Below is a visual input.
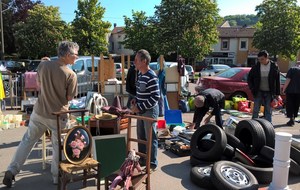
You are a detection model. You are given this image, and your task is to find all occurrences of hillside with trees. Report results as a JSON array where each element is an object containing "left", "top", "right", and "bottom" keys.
[{"left": 223, "top": 14, "right": 258, "bottom": 26}]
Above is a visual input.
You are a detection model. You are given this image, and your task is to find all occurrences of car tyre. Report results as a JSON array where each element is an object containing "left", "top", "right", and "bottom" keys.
[
  {"left": 191, "top": 124, "right": 227, "bottom": 161},
  {"left": 190, "top": 163, "right": 215, "bottom": 189},
  {"left": 234, "top": 120, "right": 266, "bottom": 155},
  {"left": 210, "top": 160, "right": 259, "bottom": 190}
]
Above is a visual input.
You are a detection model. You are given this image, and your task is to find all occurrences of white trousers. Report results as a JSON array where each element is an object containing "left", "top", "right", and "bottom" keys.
[{"left": 7, "top": 110, "right": 67, "bottom": 179}]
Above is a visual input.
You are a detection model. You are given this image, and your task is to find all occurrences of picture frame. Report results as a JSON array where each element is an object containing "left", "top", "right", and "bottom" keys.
[
  {"left": 92, "top": 134, "right": 127, "bottom": 178},
  {"left": 63, "top": 125, "right": 92, "bottom": 164}
]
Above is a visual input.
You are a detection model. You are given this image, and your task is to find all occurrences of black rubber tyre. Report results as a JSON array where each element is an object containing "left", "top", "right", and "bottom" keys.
[
  {"left": 235, "top": 155, "right": 273, "bottom": 184},
  {"left": 190, "top": 163, "right": 215, "bottom": 189},
  {"left": 191, "top": 124, "right": 227, "bottom": 161},
  {"left": 234, "top": 148, "right": 255, "bottom": 166},
  {"left": 260, "top": 145, "right": 300, "bottom": 176},
  {"left": 290, "top": 146, "right": 300, "bottom": 165},
  {"left": 260, "top": 145, "right": 274, "bottom": 161},
  {"left": 234, "top": 119, "right": 266, "bottom": 155},
  {"left": 210, "top": 160, "right": 259, "bottom": 190},
  {"left": 223, "top": 144, "right": 235, "bottom": 159},
  {"left": 231, "top": 91, "right": 248, "bottom": 99},
  {"left": 225, "top": 132, "right": 246, "bottom": 152},
  {"left": 253, "top": 118, "right": 275, "bottom": 148},
  {"left": 190, "top": 155, "right": 213, "bottom": 167},
  {"left": 290, "top": 158, "right": 300, "bottom": 176}
]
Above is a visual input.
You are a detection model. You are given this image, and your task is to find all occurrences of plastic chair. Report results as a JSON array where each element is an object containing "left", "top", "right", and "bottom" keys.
[
  {"left": 52, "top": 109, "right": 100, "bottom": 190},
  {"left": 104, "top": 114, "right": 157, "bottom": 190}
]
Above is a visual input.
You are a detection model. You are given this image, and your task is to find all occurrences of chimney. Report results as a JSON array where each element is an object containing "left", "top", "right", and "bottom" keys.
[{"left": 114, "top": 23, "right": 117, "bottom": 28}]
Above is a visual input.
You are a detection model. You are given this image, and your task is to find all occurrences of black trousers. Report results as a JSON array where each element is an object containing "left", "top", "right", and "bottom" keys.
[
  {"left": 286, "top": 93, "right": 300, "bottom": 118},
  {"left": 193, "top": 106, "right": 223, "bottom": 129}
]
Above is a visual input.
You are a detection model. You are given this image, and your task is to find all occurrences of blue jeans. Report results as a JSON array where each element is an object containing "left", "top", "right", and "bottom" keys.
[
  {"left": 137, "top": 105, "right": 159, "bottom": 168},
  {"left": 252, "top": 91, "right": 272, "bottom": 122},
  {"left": 158, "top": 92, "right": 165, "bottom": 116}
]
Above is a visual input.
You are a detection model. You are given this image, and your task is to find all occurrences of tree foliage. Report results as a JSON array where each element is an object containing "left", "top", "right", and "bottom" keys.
[
  {"left": 122, "top": 11, "right": 157, "bottom": 56},
  {"left": 223, "top": 14, "right": 258, "bottom": 26},
  {"left": 13, "top": 4, "right": 69, "bottom": 58},
  {"left": 253, "top": 0, "right": 300, "bottom": 60},
  {"left": 153, "top": 0, "right": 221, "bottom": 61},
  {"left": 2, "top": 0, "right": 41, "bottom": 55},
  {"left": 72, "top": 0, "right": 111, "bottom": 55}
]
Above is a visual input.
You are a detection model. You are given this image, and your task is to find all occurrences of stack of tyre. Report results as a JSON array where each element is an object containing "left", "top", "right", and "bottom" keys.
[{"left": 189, "top": 119, "right": 300, "bottom": 190}]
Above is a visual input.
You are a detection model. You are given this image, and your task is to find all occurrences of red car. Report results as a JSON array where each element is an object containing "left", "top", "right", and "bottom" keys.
[{"left": 200, "top": 67, "right": 286, "bottom": 101}]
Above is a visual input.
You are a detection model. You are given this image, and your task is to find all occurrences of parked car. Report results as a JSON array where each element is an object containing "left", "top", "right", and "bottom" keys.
[
  {"left": 27, "top": 60, "right": 42, "bottom": 72},
  {"left": 200, "top": 67, "right": 286, "bottom": 101},
  {"left": 114, "top": 63, "right": 128, "bottom": 79},
  {"left": 0, "top": 60, "right": 26, "bottom": 73},
  {"left": 200, "top": 64, "right": 230, "bottom": 77},
  {"left": 185, "top": 65, "right": 195, "bottom": 83}
]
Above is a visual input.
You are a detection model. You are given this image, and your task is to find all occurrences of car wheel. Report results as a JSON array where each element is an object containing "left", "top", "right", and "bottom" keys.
[
  {"left": 231, "top": 91, "right": 247, "bottom": 99},
  {"left": 190, "top": 163, "right": 215, "bottom": 189},
  {"left": 210, "top": 160, "right": 259, "bottom": 190},
  {"left": 234, "top": 156, "right": 273, "bottom": 184},
  {"left": 4, "top": 80, "right": 10, "bottom": 97}
]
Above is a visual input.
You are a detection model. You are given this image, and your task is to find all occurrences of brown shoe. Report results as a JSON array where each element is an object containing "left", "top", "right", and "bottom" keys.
[{"left": 3, "top": 170, "right": 15, "bottom": 188}]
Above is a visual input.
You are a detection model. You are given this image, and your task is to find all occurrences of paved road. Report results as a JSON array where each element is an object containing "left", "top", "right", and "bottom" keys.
[
  {"left": 1, "top": 108, "right": 300, "bottom": 189},
  {"left": 1, "top": 83, "right": 300, "bottom": 189}
]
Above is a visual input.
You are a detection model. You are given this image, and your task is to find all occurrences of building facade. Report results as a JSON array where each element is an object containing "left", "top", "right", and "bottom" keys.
[{"left": 108, "top": 24, "right": 134, "bottom": 55}]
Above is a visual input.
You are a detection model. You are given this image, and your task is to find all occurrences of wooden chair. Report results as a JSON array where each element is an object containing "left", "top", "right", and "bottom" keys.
[
  {"left": 53, "top": 109, "right": 100, "bottom": 190},
  {"left": 104, "top": 114, "right": 157, "bottom": 190}
]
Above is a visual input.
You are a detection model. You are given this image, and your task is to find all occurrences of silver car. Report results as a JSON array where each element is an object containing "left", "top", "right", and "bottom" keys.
[{"left": 200, "top": 64, "right": 230, "bottom": 77}]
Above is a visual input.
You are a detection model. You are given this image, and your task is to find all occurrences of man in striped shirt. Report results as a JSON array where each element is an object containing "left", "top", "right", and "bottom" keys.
[{"left": 131, "top": 49, "right": 160, "bottom": 171}]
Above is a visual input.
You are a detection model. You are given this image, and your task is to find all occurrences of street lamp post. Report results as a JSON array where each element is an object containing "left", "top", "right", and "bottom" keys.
[{"left": 0, "top": 0, "right": 4, "bottom": 59}]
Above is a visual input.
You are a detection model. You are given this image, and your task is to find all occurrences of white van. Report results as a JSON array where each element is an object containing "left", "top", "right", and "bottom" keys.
[{"left": 149, "top": 62, "right": 189, "bottom": 93}]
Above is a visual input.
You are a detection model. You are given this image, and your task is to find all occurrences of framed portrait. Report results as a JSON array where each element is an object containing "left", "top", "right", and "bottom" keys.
[{"left": 63, "top": 126, "right": 92, "bottom": 164}]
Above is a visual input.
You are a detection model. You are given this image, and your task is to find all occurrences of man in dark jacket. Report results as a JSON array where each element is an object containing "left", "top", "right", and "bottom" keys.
[
  {"left": 125, "top": 62, "right": 137, "bottom": 108},
  {"left": 282, "top": 61, "right": 300, "bottom": 126},
  {"left": 191, "top": 88, "right": 225, "bottom": 129},
  {"left": 247, "top": 50, "right": 280, "bottom": 123}
]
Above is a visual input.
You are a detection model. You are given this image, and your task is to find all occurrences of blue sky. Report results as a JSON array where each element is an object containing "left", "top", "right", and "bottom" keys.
[{"left": 41, "top": 0, "right": 269, "bottom": 27}]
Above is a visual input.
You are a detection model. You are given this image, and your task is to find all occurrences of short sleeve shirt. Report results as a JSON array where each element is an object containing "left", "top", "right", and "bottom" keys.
[
  {"left": 286, "top": 66, "right": 300, "bottom": 94},
  {"left": 34, "top": 60, "right": 78, "bottom": 119}
]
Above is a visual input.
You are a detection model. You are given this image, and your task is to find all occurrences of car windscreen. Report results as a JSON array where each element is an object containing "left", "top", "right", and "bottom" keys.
[
  {"left": 216, "top": 68, "right": 242, "bottom": 78},
  {"left": 87, "top": 59, "right": 99, "bottom": 72},
  {"left": 185, "top": 66, "right": 192, "bottom": 71},
  {"left": 214, "top": 65, "right": 230, "bottom": 70}
]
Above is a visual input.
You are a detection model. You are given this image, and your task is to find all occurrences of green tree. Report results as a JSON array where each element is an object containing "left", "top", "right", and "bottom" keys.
[
  {"left": 153, "top": 0, "right": 221, "bottom": 61},
  {"left": 224, "top": 14, "right": 258, "bottom": 26},
  {"left": 253, "top": 0, "right": 300, "bottom": 60},
  {"left": 71, "top": 0, "right": 111, "bottom": 55},
  {"left": 13, "top": 4, "right": 69, "bottom": 58},
  {"left": 2, "top": 0, "right": 41, "bottom": 55},
  {"left": 122, "top": 11, "right": 157, "bottom": 56}
]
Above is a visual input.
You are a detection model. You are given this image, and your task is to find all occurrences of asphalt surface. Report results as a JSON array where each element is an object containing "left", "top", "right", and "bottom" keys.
[
  {"left": 1, "top": 108, "right": 300, "bottom": 190},
  {"left": 1, "top": 83, "right": 300, "bottom": 189}
]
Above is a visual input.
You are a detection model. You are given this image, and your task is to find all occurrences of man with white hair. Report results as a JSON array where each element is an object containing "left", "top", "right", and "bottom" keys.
[{"left": 191, "top": 88, "right": 225, "bottom": 129}]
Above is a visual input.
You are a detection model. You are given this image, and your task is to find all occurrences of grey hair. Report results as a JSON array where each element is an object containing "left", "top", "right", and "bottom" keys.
[
  {"left": 57, "top": 41, "right": 79, "bottom": 58},
  {"left": 137, "top": 49, "right": 151, "bottom": 65}
]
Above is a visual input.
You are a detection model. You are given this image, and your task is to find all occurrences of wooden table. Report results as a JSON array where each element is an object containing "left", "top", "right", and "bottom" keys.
[{"left": 88, "top": 116, "right": 129, "bottom": 136}]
